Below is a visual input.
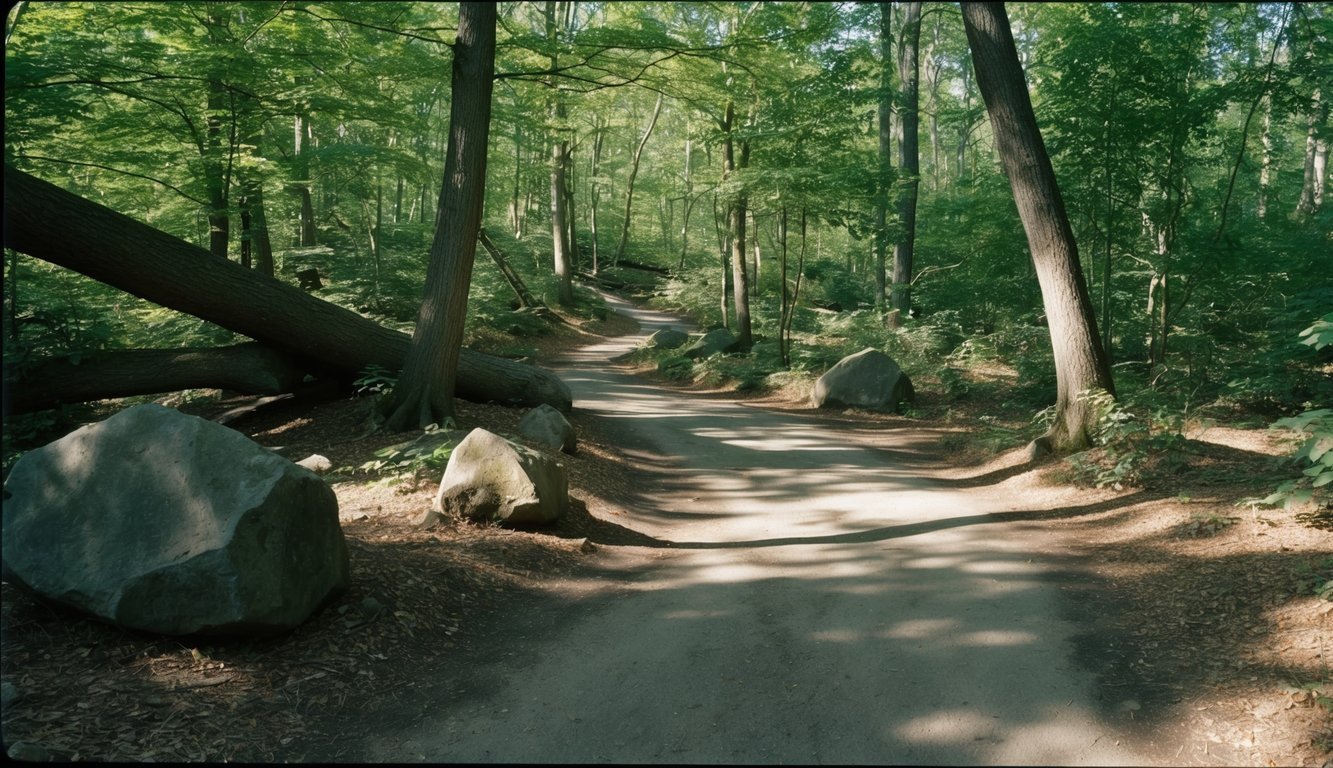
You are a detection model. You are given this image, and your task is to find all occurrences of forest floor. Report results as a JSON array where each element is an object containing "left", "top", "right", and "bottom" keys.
[{"left": 1, "top": 294, "right": 1330, "bottom": 765}]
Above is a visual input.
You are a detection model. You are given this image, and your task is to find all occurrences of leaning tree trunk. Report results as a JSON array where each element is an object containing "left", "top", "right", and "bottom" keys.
[
  {"left": 7, "top": 343, "right": 308, "bottom": 414},
  {"left": 384, "top": 1, "right": 497, "bottom": 430},
  {"left": 961, "top": 1, "right": 1114, "bottom": 457},
  {"left": 3, "top": 166, "right": 571, "bottom": 413}
]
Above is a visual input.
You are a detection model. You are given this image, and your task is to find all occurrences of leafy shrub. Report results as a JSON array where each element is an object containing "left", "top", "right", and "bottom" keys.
[
  {"left": 1066, "top": 389, "right": 1187, "bottom": 490},
  {"left": 356, "top": 422, "right": 458, "bottom": 484},
  {"left": 1240, "top": 318, "right": 1333, "bottom": 513},
  {"left": 657, "top": 355, "right": 694, "bottom": 381}
]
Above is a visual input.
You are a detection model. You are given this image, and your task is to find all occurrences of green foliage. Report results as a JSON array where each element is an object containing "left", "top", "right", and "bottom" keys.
[
  {"left": 356, "top": 422, "right": 458, "bottom": 483},
  {"left": 1240, "top": 408, "right": 1333, "bottom": 512},
  {"left": 1066, "top": 389, "right": 1187, "bottom": 490},
  {"left": 1300, "top": 313, "right": 1333, "bottom": 352},
  {"left": 656, "top": 354, "right": 694, "bottom": 381},
  {"left": 353, "top": 364, "right": 397, "bottom": 397}
]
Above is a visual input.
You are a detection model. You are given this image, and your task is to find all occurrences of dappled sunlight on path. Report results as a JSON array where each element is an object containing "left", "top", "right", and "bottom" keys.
[{"left": 370, "top": 293, "right": 1160, "bottom": 765}]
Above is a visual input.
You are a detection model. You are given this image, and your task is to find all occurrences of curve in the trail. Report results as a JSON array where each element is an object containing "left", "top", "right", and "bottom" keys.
[{"left": 370, "top": 294, "right": 1156, "bottom": 765}]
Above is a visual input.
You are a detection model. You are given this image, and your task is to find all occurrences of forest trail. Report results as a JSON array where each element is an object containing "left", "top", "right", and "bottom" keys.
[{"left": 368, "top": 295, "right": 1158, "bottom": 765}]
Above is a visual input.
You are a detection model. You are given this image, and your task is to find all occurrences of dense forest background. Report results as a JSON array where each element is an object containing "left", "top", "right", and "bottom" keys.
[{"left": 3, "top": 2, "right": 1330, "bottom": 488}]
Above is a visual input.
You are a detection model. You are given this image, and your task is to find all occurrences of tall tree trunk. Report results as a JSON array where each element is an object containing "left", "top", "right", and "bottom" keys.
[
  {"left": 926, "top": 12, "right": 943, "bottom": 190},
  {"left": 588, "top": 118, "right": 605, "bottom": 273},
  {"left": 293, "top": 113, "right": 317, "bottom": 246},
  {"left": 874, "top": 1, "right": 893, "bottom": 311},
  {"left": 546, "top": 1, "right": 575, "bottom": 306},
  {"left": 679, "top": 123, "right": 694, "bottom": 269},
  {"left": 4, "top": 166, "right": 571, "bottom": 414},
  {"left": 722, "top": 100, "right": 751, "bottom": 350},
  {"left": 240, "top": 178, "right": 274, "bottom": 277},
  {"left": 205, "top": 77, "right": 231, "bottom": 259},
  {"left": 1298, "top": 88, "right": 1326, "bottom": 216},
  {"left": 961, "top": 1, "right": 1115, "bottom": 457},
  {"left": 613, "top": 92, "right": 664, "bottom": 267},
  {"left": 890, "top": 1, "right": 922, "bottom": 327},
  {"left": 510, "top": 123, "right": 523, "bottom": 235},
  {"left": 564, "top": 140, "right": 580, "bottom": 273},
  {"left": 750, "top": 210, "right": 761, "bottom": 296},
  {"left": 1258, "top": 94, "right": 1273, "bottom": 219},
  {"left": 385, "top": 2, "right": 497, "bottom": 430}
]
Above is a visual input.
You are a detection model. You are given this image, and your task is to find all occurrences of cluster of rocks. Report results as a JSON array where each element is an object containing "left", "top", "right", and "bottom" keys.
[
  {"left": 644, "top": 328, "right": 912, "bottom": 414},
  {"left": 646, "top": 326, "right": 739, "bottom": 360},
  {"left": 1, "top": 337, "right": 911, "bottom": 647},
  {"left": 1, "top": 399, "right": 584, "bottom": 642}
]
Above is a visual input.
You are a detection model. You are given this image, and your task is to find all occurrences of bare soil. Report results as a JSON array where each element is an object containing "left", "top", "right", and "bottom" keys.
[{"left": 2, "top": 303, "right": 1329, "bottom": 765}]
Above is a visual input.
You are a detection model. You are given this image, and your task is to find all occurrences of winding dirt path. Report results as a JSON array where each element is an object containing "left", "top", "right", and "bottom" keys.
[{"left": 368, "top": 295, "right": 1161, "bottom": 764}]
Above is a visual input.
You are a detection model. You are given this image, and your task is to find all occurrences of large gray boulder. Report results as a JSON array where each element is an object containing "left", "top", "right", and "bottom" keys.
[
  {"left": 647, "top": 327, "right": 689, "bottom": 350},
  {"left": 1, "top": 404, "right": 349, "bottom": 637},
  {"left": 812, "top": 347, "right": 915, "bottom": 412},
  {"left": 434, "top": 428, "right": 569, "bottom": 526},
  {"left": 518, "top": 403, "right": 577, "bottom": 454},
  {"left": 682, "top": 328, "right": 738, "bottom": 360}
]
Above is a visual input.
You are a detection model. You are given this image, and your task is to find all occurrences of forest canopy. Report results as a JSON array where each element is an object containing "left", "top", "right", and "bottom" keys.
[{"left": 3, "top": 1, "right": 1330, "bottom": 453}]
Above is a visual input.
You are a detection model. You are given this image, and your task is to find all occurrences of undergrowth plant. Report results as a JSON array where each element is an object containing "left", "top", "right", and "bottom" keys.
[
  {"left": 1240, "top": 315, "right": 1333, "bottom": 514},
  {"left": 1066, "top": 388, "right": 1187, "bottom": 490},
  {"left": 355, "top": 422, "right": 458, "bottom": 485}
]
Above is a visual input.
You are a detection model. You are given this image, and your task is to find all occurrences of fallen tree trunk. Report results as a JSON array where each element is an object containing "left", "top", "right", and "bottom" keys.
[
  {"left": 478, "top": 229, "right": 541, "bottom": 309},
  {"left": 615, "top": 259, "right": 671, "bottom": 276},
  {"left": 3, "top": 167, "right": 572, "bottom": 413},
  {"left": 5, "top": 343, "right": 313, "bottom": 414}
]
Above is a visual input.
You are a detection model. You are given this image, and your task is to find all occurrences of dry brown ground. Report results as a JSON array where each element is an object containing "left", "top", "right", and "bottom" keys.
[{"left": 2, "top": 305, "right": 1329, "bottom": 765}]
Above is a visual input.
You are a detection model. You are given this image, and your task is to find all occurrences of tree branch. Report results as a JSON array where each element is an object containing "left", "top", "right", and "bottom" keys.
[{"left": 16, "top": 156, "right": 209, "bottom": 205}]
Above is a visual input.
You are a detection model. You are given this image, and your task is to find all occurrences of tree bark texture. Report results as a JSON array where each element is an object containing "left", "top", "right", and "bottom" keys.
[
  {"left": 723, "top": 100, "right": 752, "bottom": 350},
  {"left": 891, "top": 1, "right": 922, "bottom": 326},
  {"left": 960, "top": 1, "right": 1114, "bottom": 455},
  {"left": 3, "top": 166, "right": 572, "bottom": 413},
  {"left": 385, "top": 1, "right": 498, "bottom": 430},
  {"left": 875, "top": 1, "right": 892, "bottom": 311},
  {"left": 546, "top": 1, "right": 576, "bottom": 306},
  {"left": 7, "top": 343, "right": 307, "bottom": 414}
]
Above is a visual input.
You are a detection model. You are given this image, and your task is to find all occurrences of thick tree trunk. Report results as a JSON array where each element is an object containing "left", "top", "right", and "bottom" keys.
[
  {"left": 1298, "top": 88, "right": 1326, "bottom": 216},
  {"left": 890, "top": 1, "right": 922, "bottom": 327},
  {"left": 613, "top": 92, "right": 664, "bottom": 267},
  {"left": 722, "top": 100, "right": 752, "bottom": 350},
  {"left": 875, "top": 2, "right": 892, "bottom": 311},
  {"left": 3, "top": 166, "right": 572, "bottom": 413},
  {"left": 385, "top": 2, "right": 498, "bottom": 430},
  {"left": 293, "top": 113, "right": 317, "bottom": 247},
  {"left": 240, "top": 178, "right": 275, "bottom": 277},
  {"left": 7, "top": 343, "right": 308, "bottom": 414},
  {"left": 205, "top": 76, "right": 231, "bottom": 260},
  {"left": 961, "top": 1, "right": 1114, "bottom": 457},
  {"left": 546, "top": 1, "right": 575, "bottom": 306}
]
